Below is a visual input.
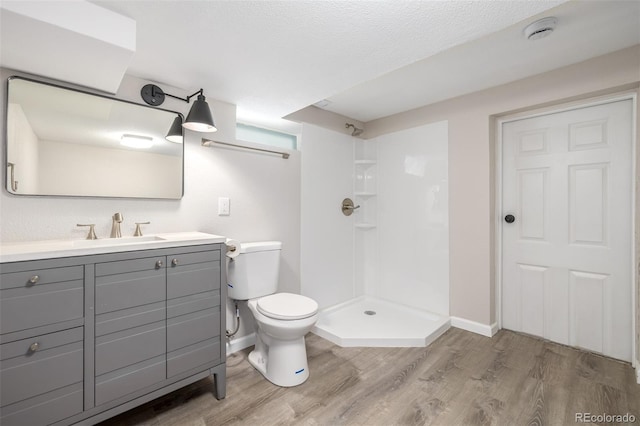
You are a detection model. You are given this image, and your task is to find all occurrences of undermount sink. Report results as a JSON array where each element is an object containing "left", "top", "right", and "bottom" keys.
[{"left": 71, "top": 235, "right": 166, "bottom": 247}]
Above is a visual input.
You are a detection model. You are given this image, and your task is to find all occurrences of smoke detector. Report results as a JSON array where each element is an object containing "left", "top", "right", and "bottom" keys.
[{"left": 523, "top": 17, "right": 557, "bottom": 40}]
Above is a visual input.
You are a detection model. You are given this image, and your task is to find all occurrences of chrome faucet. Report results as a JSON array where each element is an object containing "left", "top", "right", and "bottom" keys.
[{"left": 110, "top": 213, "right": 124, "bottom": 238}]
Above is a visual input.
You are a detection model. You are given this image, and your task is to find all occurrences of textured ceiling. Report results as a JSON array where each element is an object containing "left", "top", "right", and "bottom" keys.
[
  {"left": 4, "top": 1, "right": 637, "bottom": 132},
  {"left": 322, "top": 0, "right": 640, "bottom": 122},
  {"left": 90, "top": 0, "right": 567, "bottom": 131}
]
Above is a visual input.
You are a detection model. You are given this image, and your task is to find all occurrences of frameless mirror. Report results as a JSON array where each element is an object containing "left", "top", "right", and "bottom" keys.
[{"left": 5, "top": 76, "right": 184, "bottom": 199}]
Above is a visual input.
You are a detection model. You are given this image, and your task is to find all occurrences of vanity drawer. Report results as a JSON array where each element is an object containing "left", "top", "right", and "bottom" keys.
[
  {"left": 0, "top": 383, "right": 83, "bottom": 426},
  {"left": 167, "top": 308, "right": 220, "bottom": 352},
  {"left": 95, "top": 320, "right": 166, "bottom": 376},
  {"left": 167, "top": 337, "right": 221, "bottom": 378},
  {"left": 0, "top": 327, "right": 83, "bottom": 407},
  {"left": 0, "top": 265, "right": 83, "bottom": 290},
  {"left": 0, "top": 266, "right": 84, "bottom": 334},
  {"left": 167, "top": 260, "right": 220, "bottom": 300}
]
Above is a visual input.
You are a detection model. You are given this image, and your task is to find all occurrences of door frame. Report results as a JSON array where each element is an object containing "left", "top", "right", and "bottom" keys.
[{"left": 495, "top": 93, "right": 637, "bottom": 367}]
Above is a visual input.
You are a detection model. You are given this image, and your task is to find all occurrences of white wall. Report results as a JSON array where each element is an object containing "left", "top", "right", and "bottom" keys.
[
  {"left": 374, "top": 121, "right": 449, "bottom": 315},
  {"left": 0, "top": 68, "right": 301, "bottom": 344},
  {"left": 37, "top": 139, "right": 182, "bottom": 197},
  {"left": 300, "top": 124, "right": 355, "bottom": 308}
]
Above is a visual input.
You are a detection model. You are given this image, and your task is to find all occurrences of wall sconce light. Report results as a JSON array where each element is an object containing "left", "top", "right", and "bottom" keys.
[
  {"left": 165, "top": 115, "right": 184, "bottom": 143},
  {"left": 141, "top": 84, "right": 217, "bottom": 133}
]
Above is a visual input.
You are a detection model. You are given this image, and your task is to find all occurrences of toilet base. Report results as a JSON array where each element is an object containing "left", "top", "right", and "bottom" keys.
[{"left": 248, "top": 334, "right": 310, "bottom": 387}]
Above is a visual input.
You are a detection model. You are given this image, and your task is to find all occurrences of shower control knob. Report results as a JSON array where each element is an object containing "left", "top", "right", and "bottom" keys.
[{"left": 504, "top": 214, "right": 515, "bottom": 223}]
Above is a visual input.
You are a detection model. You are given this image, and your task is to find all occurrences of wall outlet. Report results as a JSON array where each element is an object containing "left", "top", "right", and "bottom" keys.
[{"left": 218, "top": 197, "right": 230, "bottom": 216}]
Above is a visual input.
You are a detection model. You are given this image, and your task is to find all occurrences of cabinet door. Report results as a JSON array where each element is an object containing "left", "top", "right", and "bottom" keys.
[
  {"left": 167, "top": 248, "right": 222, "bottom": 376},
  {"left": 94, "top": 255, "right": 167, "bottom": 406},
  {"left": 95, "top": 355, "right": 166, "bottom": 407},
  {"left": 167, "top": 308, "right": 220, "bottom": 352},
  {"left": 95, "top": 321, "right": 166, "bottom": 376},
  {"left": 95, "top": 256, "right": 165, "bottom": 314},
  {"left": 167, "top": 250, "right": 220, "bottom": 299}
]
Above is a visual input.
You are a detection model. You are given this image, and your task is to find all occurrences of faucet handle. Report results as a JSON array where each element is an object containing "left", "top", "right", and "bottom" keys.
[
  {"left": 77, "top": 224, "right": 98, "bottom": 240},
  {"left": 134, "top": 222, "right": 150, "bottom": 237}
]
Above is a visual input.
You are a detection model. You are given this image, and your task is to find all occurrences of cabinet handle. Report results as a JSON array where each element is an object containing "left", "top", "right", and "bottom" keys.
[
  {"left": 29, "top": 342, "right": 40, "bottom": 352},
  {"left": 171, "top": 258, "right": 179, "bottom": 266},
  {"left": 155, "top": 260, "right": 164, "bottom": 269},
  {"left": 28, "top": 275, "right": 40, "bottom": 285}
]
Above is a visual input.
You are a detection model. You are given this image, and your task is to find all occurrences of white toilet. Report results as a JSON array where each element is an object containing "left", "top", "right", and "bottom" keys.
[{"left": 227, "top": 241, "right": 318, "bottom": 387}]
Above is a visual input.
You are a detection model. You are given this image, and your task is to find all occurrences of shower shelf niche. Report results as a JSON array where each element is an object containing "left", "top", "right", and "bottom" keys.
[{"left": 354, "top": 142, "right": 377, "bottom": 229}]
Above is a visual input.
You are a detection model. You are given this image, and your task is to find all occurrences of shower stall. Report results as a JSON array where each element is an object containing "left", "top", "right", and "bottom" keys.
[{"left": 301, "top": 121, "right": 450, "bottom": 347}]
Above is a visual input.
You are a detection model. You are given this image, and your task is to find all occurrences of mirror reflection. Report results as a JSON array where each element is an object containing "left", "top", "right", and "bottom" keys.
[{"left": 6, "top": 77, "right": 184, "bottom": 199}]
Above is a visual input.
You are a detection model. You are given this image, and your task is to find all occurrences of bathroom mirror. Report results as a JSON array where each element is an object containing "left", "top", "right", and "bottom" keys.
[{"left": 5, "top": 76, "right": 184, "bottom": 199}]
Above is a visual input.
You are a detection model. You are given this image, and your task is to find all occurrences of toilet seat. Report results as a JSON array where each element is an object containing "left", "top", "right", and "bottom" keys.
[{"left": 257, "top": 293, "right": 318, "bottom": 320}]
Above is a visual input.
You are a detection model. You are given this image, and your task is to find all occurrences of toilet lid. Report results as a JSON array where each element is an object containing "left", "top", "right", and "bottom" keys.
[{"left": 257, "top": 293, "right": 318, "bottom": 320}]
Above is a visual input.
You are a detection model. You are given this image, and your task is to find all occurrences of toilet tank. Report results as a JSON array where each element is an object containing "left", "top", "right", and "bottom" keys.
[{"left": 227, "top": 241, "right": 282, "bottom": 300}]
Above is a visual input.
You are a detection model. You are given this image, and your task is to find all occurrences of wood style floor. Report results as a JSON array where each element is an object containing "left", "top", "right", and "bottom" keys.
[{"left": 100, "top": 328, "right": 640, "bottom": 426}]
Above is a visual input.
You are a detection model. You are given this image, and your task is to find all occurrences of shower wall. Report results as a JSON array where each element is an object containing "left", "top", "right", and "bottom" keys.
[
  {"left": 300, "top": 124, "right": 355, "bottom": 308},
  {"left": 301, "top": 121, "right": 449, "bottom": 316},
  {"left": 373, "top": 121, "right": 449, "bottom": 315}
]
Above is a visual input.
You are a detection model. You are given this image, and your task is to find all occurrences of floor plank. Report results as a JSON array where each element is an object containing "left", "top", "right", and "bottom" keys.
[{"left": 99, "top": 329, "right": 640, "bottom": 426}]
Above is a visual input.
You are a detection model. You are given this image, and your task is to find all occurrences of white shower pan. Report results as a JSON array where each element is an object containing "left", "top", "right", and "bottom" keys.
[{"left": 312, "top": 296, "right": 450, "bottom": 347}]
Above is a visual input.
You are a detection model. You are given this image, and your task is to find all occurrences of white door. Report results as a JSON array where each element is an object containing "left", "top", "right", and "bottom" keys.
[{"left": 501, "top": 99, "right": 633, "bottom": 362}]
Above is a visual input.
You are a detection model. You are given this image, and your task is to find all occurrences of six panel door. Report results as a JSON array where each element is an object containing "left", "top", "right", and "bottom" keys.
[{"left": 501, "top": 99, "right": 633, "bottom": 361}]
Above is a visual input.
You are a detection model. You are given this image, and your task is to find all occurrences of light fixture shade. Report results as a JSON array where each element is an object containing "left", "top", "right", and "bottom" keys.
[
  {"left": 183, "top": 94, "right": 217, "bottom": 132},
  {"left": 165, "top": 115, "right": 183, "bottom": 143}
]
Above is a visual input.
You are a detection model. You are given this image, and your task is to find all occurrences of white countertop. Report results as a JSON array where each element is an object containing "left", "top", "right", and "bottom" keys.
[{"left": 0, "top": 232, "right": 227, "bottom": 263}]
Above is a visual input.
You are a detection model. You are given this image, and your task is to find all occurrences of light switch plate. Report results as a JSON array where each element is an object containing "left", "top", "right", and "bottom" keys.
[{"left": 218, "top": 197, "right": 230, "bottom": 216}]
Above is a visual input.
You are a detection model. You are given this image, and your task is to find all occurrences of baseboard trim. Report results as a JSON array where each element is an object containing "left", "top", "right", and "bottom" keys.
[
  {"left": 226, "top": 333, "right": 255, "bottom": 355},
  {"left": 450, "top": 316, "right": 498, "bottom": 337}
]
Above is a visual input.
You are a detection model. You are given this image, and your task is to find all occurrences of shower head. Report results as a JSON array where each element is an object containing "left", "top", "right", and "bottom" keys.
[{"left": 345, "top": 123, "right": 363, "bottom": 137}]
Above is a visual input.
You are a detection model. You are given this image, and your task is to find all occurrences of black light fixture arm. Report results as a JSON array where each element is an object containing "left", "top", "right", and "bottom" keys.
[
  {"left": 140, "top": 84, "right": 204, "bottom": 106},
  {"left": 164, "top": 88, "right": 204, "bottom": 104}
]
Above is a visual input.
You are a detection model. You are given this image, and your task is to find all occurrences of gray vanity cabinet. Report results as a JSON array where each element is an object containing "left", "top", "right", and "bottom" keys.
[{"left": 0, "top": 243, "right": 226, "bottom": 426}]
